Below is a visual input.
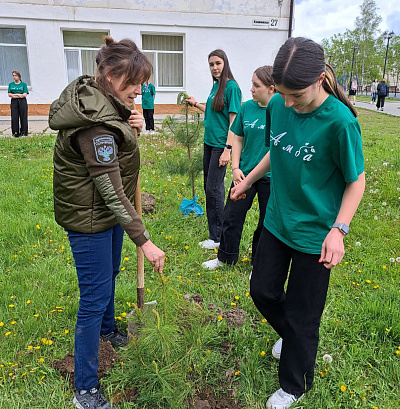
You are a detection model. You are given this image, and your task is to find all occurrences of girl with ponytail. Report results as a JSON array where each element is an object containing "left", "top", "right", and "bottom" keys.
[{"left": 231, "top": 37, "right": 365, "bottom": 409}]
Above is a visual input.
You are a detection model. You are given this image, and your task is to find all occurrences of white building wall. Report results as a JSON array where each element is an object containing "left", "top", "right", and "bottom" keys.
[{"left": 0, "top": 0, "right": 292, "bottom": 105}]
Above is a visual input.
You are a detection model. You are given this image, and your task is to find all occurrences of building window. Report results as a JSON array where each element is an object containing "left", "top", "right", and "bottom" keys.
[
  {"left": 0, "top": 27, "right": 31, "bottom": 86},
  {"left": 142, "top": 34, "right": 184, "bottom": 88},
  {"left": 63, "top": 31, "right": 108, "bottom": 83}
]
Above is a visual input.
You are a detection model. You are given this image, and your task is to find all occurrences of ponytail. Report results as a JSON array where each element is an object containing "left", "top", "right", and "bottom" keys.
[{"left": 323, "top": 64, "right": 357, "bottom": 118}]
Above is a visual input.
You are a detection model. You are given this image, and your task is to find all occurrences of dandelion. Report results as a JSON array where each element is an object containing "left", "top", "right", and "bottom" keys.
[
  {"left": 217, "top": 316, "right": 223, "bottom": 321},
  {"left": 39, "top": 358, "right": 44, "bottom": 364},
  {"left": 9, "top": 304, "right": 15, "bottom": 308},
  {"left": 261, "top": 351, "right": 266, "bottom": 357},
  {"left": 234, "top": 295, "right": 239, "bottom": 300},
  {"left": 383, "top": 265, "right": 387, "bottom": 270},
  {"left": 262, "top": 318, "right": 267, "bottom": 323},
  {"left": 340, "top": 384, "right": 347, "bottom": 392},
  {"left": 245, "top": 292, "right": 250, "bottom": 297},
  {"left": 355, "top": 242, "right": 361, "bottom": 246},
  {"left": 323, "top": 354, "right": 333, "bottom": 363},
  {"left": 11, "top": 321, "right": 16, "bottom": 325},
  {"left": 366, "top": 280, "right": 371, "bottom": 284},
  {"left": 395, "top": 350, "right": 400, "bottom": 356},
  {"left": 0, "top": 322, "right": 4, "bottom": 327},
  {"left": 33, "top": 314, "right": 40, "bottom": 318},
  {"left": 234, "top": 371, "right": 240, "bottom": 376},
  {"left": 36, "top": 224, "right": 40, "bottom": 229},
  {"left": 123, "top": 257, "right": 129, "bottom": 262},
  {"left": 396, "top": 257, "right": 400, "bottom": 263},
  {"left": 5, "top": 332, "right": 12, "bottom": 336},
  {"left": 184, "top": 245, "right": 189, "bottom": 250},
  {"left": 26, "top": 300, "right": 31, "bottom": 304},
  {"left": 231, "top": 302, "right": 236, "bottom": 306}
]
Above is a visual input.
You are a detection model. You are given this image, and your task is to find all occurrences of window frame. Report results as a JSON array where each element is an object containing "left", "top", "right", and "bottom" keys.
[
  {"left": 0, "top": 26, "right": 31, "bottom": 88},
  {"left": 62, "top": 30, "right": 108, "bottom": 84},
  {"left": 141, "top": 32, "right": 185, "bottom": 91}
]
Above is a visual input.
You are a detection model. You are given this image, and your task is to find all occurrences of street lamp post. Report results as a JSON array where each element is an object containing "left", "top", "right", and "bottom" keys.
[
  {"left": 349, "top": 45, "right": 358, "bottom": 89},
  {"left": 382, "top": 30, "right": 395, "bottom": 80}
]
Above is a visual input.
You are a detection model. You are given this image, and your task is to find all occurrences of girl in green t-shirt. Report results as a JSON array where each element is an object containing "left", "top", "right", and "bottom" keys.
[
  {"left": 8, "top": 70, "right": 29, "bottom": 137},
  {"left": 201, "top": 65, "right": 275, "bottom": 270},
  {"left": 231, "top": 38, "right": 365, "bottom": 409},
  {"left": 186, "top": 49, "right": 242, "bottom": 250}
]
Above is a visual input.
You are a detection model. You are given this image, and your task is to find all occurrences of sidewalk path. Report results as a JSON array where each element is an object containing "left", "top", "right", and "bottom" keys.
[
  {"left": 0, "top": 114, "right": 172, "bottom": 138},
  {"left": 355, "top": 100, "right": 400, "bottom": 116},
  {"left": 1, "top": 103, "right": 399, "bottom": 138}
]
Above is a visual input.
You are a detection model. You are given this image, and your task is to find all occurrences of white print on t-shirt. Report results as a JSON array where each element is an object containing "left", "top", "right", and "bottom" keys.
[
  {"left": 243, "top": 119, "right": 265, "bottom": 130},
  {"left": 271, "top": 130, "right": 316, "bottom": 162},
  {"left": 270, "top": 130, "right": 287, "bottom": 146}
]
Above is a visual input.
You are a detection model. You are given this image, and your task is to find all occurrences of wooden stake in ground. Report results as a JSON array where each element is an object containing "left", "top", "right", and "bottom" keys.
[{"left": 132, "top": 108, "right": 145, "bottom": 310}]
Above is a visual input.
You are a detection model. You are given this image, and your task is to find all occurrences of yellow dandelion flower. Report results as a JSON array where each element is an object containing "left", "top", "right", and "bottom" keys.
[
  {"left": 33, "top": 314, "right": 39, "bottom": 318},
  {"left": 245, "top": 292, "right": 250, "bottom": 297},
  {"left": 383, "top": 265, "right": 387, "bottom": 269},
  {"left": 121, "top": 312, "right": 127, "bottom": 317},
  {"left": 0, "top": 322, "right": 4, "bottom": 327},
  {"left": 9, "top": 304, "right": 14, "bottom": 308},
  {"left": 146, "top": 288, "right": 151, "bottom": 293},
  {"left": 121, "top": 267, "right": 126, "bottom": 271},
  {"left": 261, "top": 351, "right": 266, "bottom": 357},
  {"left": 235, "top": 296, "right": 239, "bottom": 300},
  {"left": 320, "top": 371, "right": 324, "bottom": 377},
  {"left": 217, "top": 316, "right": 223, "bottom": 321},
  {"left": 184, "top": 245, "right": 189, "bottom": 250},
  {"left": 234, "top": 371, "right": 240, "bottom": 376},
  {"left": 5, "top": 332, "right": 12, "bottom": 336},
  {"left": 366, "top": 279, "right": 371, "bottom": 284},
  {"left": 27, "top": 345, "right": 33, "bottom": 350},
  {"left": 262, "top": 318, "right": 267, "bottom": 323},
  {"left": 241, "top": 257, "right": 249, "bottom": 262},
  {"left": 34, "top": 346, "right": 40, "bottom": 350},
  {"left": 231, "top": 302, "right": 236, "bottom": 306},
  {"left": 39, "top": 358, "right": 44, "bottom": 364},
  {"left": 36, "top": 224, "right": 40, "bottom": 229},
  {"left": 26, "top": 300, "right": 31, "bottom": 304},
  {"left": 340, "top": 384, "right": 346, "bottom": 392},
  {"left": 395, "top": 350, "right": 400, "bottom": 356},
  {"left": 11, "top": 321, "right": 16, "bottom": 325},
  {"left": 123, "top": 257, "right": 129, "bottom": 261}
]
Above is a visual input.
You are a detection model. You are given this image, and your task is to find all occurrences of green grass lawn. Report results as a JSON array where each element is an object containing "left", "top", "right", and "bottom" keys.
[{"left": 0, "top": 107, "right": 399, "bottom": 409}]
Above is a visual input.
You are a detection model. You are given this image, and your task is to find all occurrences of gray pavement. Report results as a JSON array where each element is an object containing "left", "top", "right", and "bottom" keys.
[{"left": 0, "top": 102, "right": 399, "bottom": 138}]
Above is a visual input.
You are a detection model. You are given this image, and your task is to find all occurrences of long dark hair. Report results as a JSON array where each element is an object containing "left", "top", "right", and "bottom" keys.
[
  {"left": 272, "top": 37, "right": 357, "bottom": 117},
  {"left": 95, "top": 36, "right": 152, "bottom": 97},
  {"left": 208, "top": 49, "right": 237, "bottom": 112}
]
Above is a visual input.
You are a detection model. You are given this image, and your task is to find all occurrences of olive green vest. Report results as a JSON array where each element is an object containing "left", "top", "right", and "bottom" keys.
[{"left": 50, "top": 76, "right": 140, "bottom": 233}]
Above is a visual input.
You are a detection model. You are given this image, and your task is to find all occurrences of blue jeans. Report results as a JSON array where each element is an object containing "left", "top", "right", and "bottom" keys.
[
  {"left": 218, "top": 178, "right": 270, "bottom": 264},
  {"left": 371, "top": 92, "right": 377, "bottom": 102},
  {"left": 203, "top": 143, "right": 227, "bottom": 242},
  {"left": 67, "top": 224, "right": 124, "bottom": 390},
  {"left": 250, "top": 228, "right": 330, "bottom": 396}
]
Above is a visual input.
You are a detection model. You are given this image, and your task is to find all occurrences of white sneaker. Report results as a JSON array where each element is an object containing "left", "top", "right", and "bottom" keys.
[
  {"left": 272, "top": 338, "right": 283, "bottom": 360},
  {"left": 199, "top": 239, "right": 220, "bottom": 249},
  {"left": 266, "top": 388, "right": 304, "bottom": 409},
  {"left": 150, "top": 130, "right": 155, "bottom": 135},
  {"left": 202, "top": 258, "right": 225, "bottom": 270}
]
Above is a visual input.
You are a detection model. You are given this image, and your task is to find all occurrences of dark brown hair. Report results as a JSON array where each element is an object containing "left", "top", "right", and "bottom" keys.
[
  {"left": 254, "top": 65, "right": 275, "bottom": 89},
  {"left": 208, "top": 49, "right": 237, "bottom": 112},
  {"left": 272, "top": 37, "right": 357, "bottom": 117},
  {"left": 12, "top": 70, "right": 22, "bottom": 81},
  {"left": 95, "top": 36, "right": 152, "bottom": 96}
]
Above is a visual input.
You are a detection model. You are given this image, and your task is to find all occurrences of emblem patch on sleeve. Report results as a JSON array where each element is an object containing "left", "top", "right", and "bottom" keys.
[{"left": 93, "top": 135, "right": 116, "bottom": 164}]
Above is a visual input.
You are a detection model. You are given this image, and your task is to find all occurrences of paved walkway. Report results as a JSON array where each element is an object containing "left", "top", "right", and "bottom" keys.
[{"left": 1, "top": 102, "right": 399, "bottom": 138}]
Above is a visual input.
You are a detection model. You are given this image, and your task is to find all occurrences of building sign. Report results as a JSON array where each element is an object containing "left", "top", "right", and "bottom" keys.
[{"left": 252, "top": 18, "right": 279, "bottom": 28}]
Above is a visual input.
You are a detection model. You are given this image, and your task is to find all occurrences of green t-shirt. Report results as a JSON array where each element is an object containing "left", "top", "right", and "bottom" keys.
[
  {"left": 204, "top": 79, "right": 242, "bottom": 148},
  {"left": 141, "top": 83, "right": 155, "bottom": 109},
  {"left": 8, "top": 81, "right": 29, "bottom": 95},
  {"left": 264, "top": 94, "right": 364, "bottom": 254},
  {"left": 230, "top": 99, "right": 270, "bottom": 178}
]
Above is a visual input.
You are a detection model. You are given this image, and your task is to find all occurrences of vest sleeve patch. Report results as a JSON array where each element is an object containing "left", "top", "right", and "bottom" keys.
[{"left": 93, "top": 134, "right": 116, "bottom": 164}]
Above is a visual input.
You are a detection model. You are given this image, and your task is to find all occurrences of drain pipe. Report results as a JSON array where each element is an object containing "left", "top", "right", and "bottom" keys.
[{"left": 288, "top": 0, "right": 295, "bottom": 38}]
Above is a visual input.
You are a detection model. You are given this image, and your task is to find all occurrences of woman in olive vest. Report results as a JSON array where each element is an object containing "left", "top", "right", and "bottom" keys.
[{"left": 49, "top": 37, "right": 164, "bottom": 409}]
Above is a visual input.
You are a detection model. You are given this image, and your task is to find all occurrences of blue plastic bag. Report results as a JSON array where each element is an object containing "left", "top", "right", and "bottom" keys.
[{"left": 178, "top": 196, "right": 204, "bottom": 217}]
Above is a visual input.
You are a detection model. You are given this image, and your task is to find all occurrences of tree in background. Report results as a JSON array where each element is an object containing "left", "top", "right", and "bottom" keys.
[{"left": 322, "top": 0, "right": 399, "bottom": 89}]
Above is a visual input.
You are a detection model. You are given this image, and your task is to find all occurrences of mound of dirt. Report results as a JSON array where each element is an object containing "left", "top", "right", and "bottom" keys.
[{"left": 52, "top": 340, "right": 119, "bottom": 389}]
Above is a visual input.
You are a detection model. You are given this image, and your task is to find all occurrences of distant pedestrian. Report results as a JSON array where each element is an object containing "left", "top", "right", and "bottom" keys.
[
  {"left": 376, "top": 78, "right": 388, "bottom": 111},
  {"left": 8, "top": 70, "right": 29, "bottom": 137},
  {"left": 142, "top": 80, "right": 156, "bottom": 134},
  {"left": 370, "top": 78, "right": 378, "bottom": 104},
  {"left": 348, "top": 76, "right": 357, "bottom": 105}
]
